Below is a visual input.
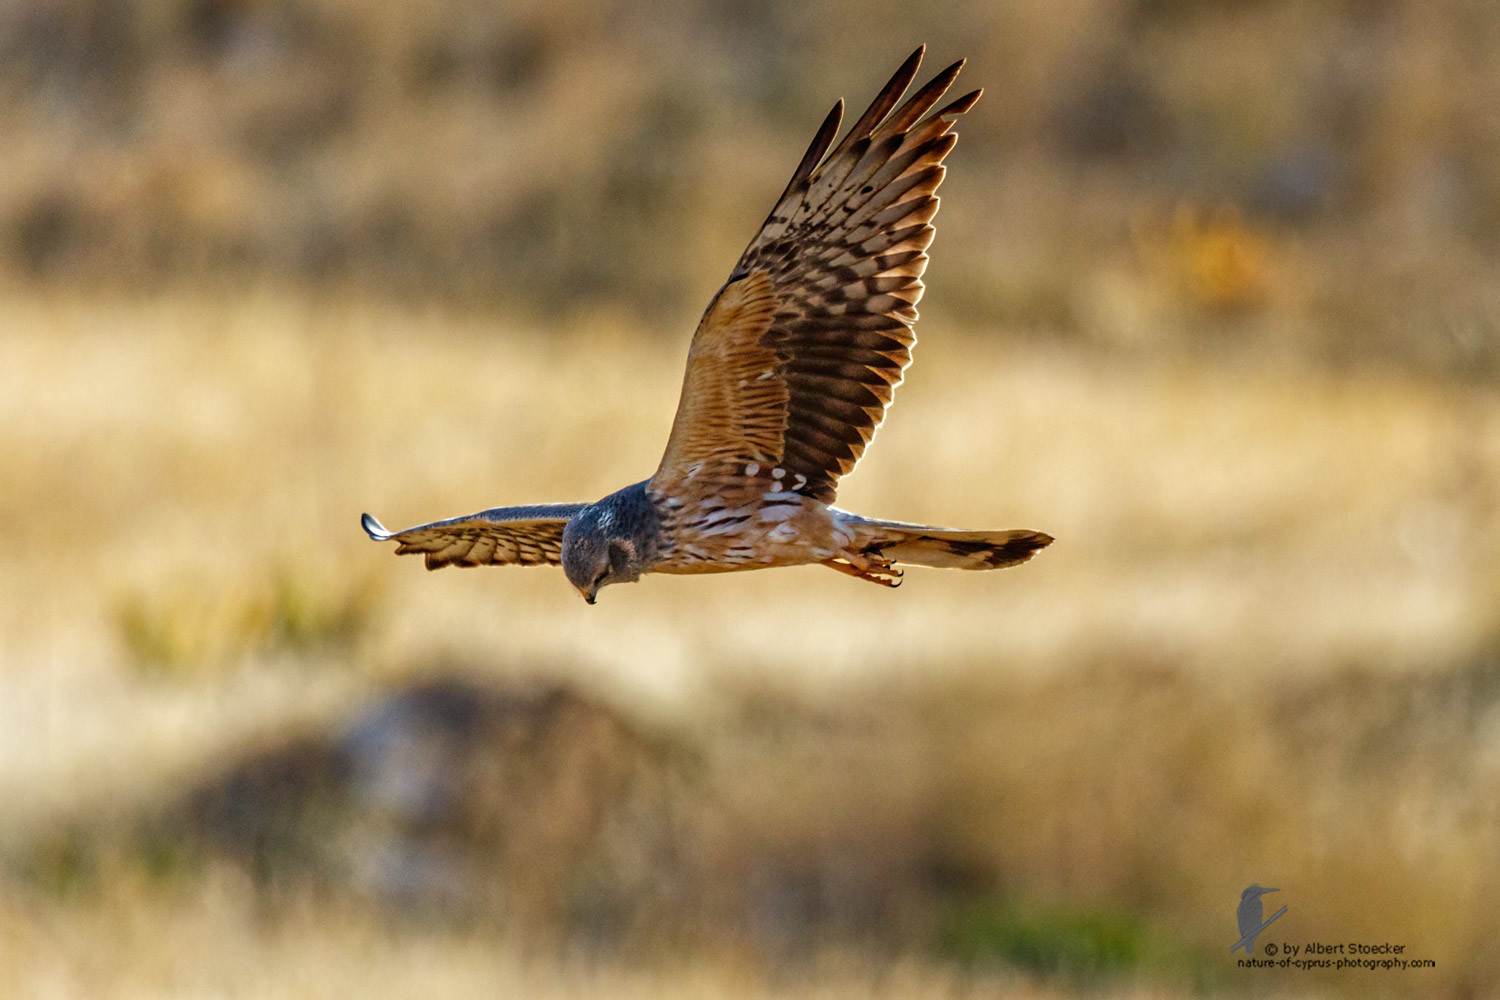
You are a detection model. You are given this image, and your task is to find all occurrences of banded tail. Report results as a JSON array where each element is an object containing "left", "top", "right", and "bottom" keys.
[{"left": 846, "top": 514, "right": 1053, "bottom": 573}]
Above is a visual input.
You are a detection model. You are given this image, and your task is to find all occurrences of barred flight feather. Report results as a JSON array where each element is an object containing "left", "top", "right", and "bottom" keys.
[
  {"left": 360, "top": 505, "right": 586, "bottom": 570},
  {"left": 652, "top": 45, "right": 979, "bottom": 508}
]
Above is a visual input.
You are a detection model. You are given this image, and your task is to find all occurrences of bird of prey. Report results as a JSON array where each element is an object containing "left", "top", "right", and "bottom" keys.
[{"left": 362, "top": 46, "right": 1052, "bottom": 603}]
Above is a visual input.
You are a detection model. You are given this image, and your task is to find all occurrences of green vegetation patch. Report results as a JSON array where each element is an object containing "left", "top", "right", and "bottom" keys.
[{"left": 936, "top": 897, "right": 1155, "bottom": 977}]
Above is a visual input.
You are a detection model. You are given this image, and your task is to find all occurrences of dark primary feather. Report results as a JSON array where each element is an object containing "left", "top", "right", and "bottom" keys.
[{"left": 361, "top": 504, "right": 587, "bottom": 570}]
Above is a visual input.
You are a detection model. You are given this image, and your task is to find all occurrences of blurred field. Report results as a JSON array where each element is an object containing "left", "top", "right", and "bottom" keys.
[
  {"left": 5, "top": 0, "right": 1500, "bottom": 997},
  {"left": 5, "top": 287, "right": 1499, "bottom": 996}
]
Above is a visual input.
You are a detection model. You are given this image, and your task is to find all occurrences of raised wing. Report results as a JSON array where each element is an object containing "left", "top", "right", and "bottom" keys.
[
  {"left": 652, "top": 46, "right": 979, "bottom": 503},
  {"left": 361, "top": 505, "right": 586, "bottom": 570}
]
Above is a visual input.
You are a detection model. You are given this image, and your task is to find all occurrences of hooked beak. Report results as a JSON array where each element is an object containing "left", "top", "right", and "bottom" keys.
[{"left": 581, "top": 589, "right": 597, "bottom": 605}]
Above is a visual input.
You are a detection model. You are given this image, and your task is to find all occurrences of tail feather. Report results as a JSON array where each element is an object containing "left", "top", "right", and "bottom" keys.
[{"left": 852, "top": 518, "right": 1053, "bottom": 570}]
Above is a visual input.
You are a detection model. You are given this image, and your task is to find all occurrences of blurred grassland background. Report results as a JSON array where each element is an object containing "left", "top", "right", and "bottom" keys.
[{"left": 4, "top": 0, "right": 1500, "bottom": 997}]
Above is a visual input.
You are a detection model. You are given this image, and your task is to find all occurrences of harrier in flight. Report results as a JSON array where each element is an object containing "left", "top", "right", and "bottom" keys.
[{"left": 363, "top": 47, "right": 1052, "bottom": 603}]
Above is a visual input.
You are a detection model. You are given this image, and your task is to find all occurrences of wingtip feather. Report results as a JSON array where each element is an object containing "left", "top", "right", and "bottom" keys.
[
  {"left": 832, "top": 47, "right": 927, "bottom": 158},
  {"left": 939, "top": 88, "right": 983, "bottom": 118},
  {"left": 361, "top": 512, "right": 393, "bottom": 541},
  {"left": 1035, "top": 531, "right": 1055, "bottom": 547}
]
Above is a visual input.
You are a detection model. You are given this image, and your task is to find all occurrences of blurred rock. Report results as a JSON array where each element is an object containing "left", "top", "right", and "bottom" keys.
[
  {"left": 162, "top": 675, "right": 691, "bottom": 941},
  {"left": 1250, "top": 143, "right": 1343, "bottom": 222},
  {"left": 1054, "top": 59, "right": 1169, "bottom": 161}
]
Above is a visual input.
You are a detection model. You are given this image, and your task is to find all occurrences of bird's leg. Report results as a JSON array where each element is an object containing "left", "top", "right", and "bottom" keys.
[{"left": 823, "top": 550, "right": 904, "bottom": 588}]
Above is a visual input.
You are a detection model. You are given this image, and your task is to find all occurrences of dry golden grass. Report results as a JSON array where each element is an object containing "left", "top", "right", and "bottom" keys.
[
  {"left": 6, "top": 0, "right": 1500, "bottom": 374},
  {"left": 6, "top": 7, "right": 1500, "bottom": 994},
  {"left": 4, "top": 288, "right": 1495, "bottom": 683},
  {"left": 3, "top": 286, "right": 1498, "bottom": 996},
  {"left": 3, "top": 879, "right": 1189, "bottom": 1000}
]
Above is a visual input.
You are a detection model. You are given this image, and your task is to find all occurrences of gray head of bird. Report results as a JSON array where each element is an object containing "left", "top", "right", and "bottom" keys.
[
  {"left": 560, "top": 505, "right": 645, "bottom": 604},
  {"left": 1241, "top": 885, "right": 1279, "bottom": 899}
]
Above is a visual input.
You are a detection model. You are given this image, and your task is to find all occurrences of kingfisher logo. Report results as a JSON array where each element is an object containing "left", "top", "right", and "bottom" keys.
[
  {"left": 1230, "top": 884, "right": 1287, "bottom": 953},
  {"left": 1229, "top": 885, "right": 1436, "bottom": 971}
]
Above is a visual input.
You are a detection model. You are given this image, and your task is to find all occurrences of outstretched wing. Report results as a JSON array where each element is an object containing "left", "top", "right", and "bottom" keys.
[
  {"left": 652, "top": 46, "right": 978, "bottom": 503},
  {"left": 361, "top": 505, "right": 586, "bottom": 570}
]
